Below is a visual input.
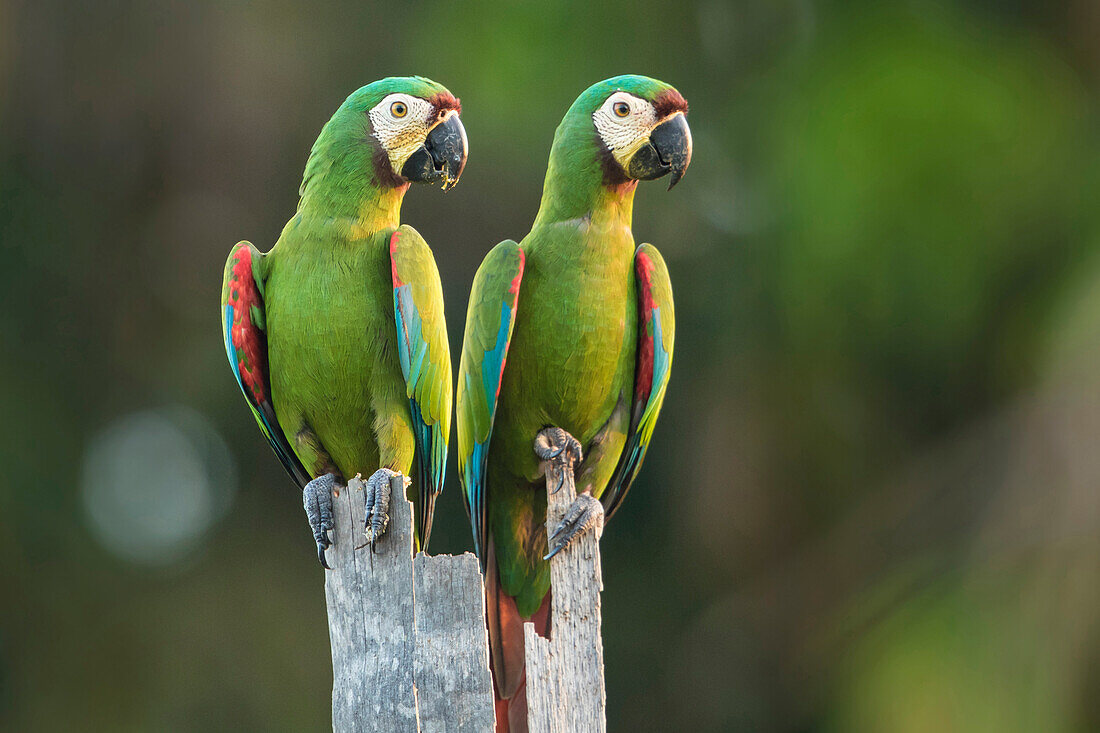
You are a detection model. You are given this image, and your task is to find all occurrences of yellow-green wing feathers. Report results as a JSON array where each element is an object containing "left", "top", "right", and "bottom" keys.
[
  {"left": 456, "top": 240, "right": 526, "bottom": 561},
  {"left": 603, "top": 243, "right": 675, "bottom": 519},
  {"left": 390, "top": 225, "right": 453, "bottom": 548}
]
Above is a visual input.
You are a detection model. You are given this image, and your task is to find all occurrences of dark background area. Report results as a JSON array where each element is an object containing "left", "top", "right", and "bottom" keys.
[{"left": 3, "top": 0, "right": 1100, "bottom": 730}]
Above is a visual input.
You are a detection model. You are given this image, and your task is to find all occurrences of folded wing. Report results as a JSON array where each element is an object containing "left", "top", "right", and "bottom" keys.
[
  {"left": 389, "top": 225, "right": 453, "bottom": 549},
  {"left": 456, "top": 240, "right": 526, "bottom": 563},
  {"left": 221, "top": 241, "right": 311, "bottom": 489},
  {"left": 602, "top": 243, "right": 675, "bottom": 519}
]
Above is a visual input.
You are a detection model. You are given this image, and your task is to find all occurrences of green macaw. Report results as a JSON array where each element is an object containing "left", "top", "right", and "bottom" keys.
[
  {"left": 221, "top": 77, "right": 466, "bottom": 566},
  {"left": 456, "top": 75, "right": 690, "bottom": 731}
]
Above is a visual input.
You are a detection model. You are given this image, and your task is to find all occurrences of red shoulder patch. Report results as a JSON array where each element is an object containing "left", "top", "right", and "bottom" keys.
[
  {"left": 390, "top": 230, "right": 405, "bottom": 288},
  {"left": 494, "top": 248, "right": 526, "bottom": 400},
  {"left": 228, "top": 247, "right": 268, "bottom": 403},
  {"left": 508, "top": 248, "right": 525, "bottom": 300},
  {"left": 634, "top": 252, "right": 657, "bottom": 401}
]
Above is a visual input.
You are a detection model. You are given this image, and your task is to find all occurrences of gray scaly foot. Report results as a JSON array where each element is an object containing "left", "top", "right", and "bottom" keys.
[
  {"left": 534, "top": 427, "right": 603, "bottom": 559},
  {"left": 545, "top": 491, "right": 604, "bottom": 559},
  {"left": 362, "top": 468, "right": 400, "bottom": 551},
  {"left": 303, "top": 473, "right": 337, "bottom": 569},
  {"left": 534, "top": 426, "right": 583, "bottom": 496}
]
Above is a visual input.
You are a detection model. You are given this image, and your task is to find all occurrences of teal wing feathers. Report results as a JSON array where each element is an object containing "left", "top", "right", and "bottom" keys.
[
  {"left": 456, "top": 240, "right": 525, "bottom": 563},
  {"left": 389, "top": 225, "right": 453, "bottom": 549},
  {"left": 221, "top": 241, "right": 311, "bottom": 489},
  {"left": 603, "top": 243, "right": 675, "bottom": 519}
]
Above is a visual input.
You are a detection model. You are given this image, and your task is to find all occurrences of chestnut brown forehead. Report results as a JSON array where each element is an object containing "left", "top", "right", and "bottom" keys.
[
  {"left": 428, "top": 92, "right": 462, "bottom": 115},
  {"left": 653, "top": 89, "right": 688, "bottom": 118}
]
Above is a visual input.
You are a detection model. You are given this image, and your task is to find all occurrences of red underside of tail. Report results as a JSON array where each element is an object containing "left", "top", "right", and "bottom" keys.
[{"left": 487, "top": 553, "right": 551, "bottom": 733}]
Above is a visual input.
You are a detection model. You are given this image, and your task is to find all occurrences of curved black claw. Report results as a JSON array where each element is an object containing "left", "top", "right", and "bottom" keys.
[
  {"left": 545, "top": 491, "right": 604, "bottom": 560},
  {"left": 534, "top": 427, "right": 583, "bottom": 495},
  {"left": 362, "top": 468, "right": 398, "bottom": 551},
  {"left": 303, "top": 473, "right": 337, "bottom": 569}
]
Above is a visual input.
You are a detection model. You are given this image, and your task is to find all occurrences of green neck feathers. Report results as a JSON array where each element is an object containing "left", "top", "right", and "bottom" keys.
[
  {"left": 296, "top": 120, "right": 407, "bottom": 233},
  {"left": 291, "top": 76, "right": 454, "bottom": 234},
  {"left": 532, "top": 76, "right": 680, "bottom": 233},
  {"left": 533, "top": 111, "right": 636, "bottom": 231}
]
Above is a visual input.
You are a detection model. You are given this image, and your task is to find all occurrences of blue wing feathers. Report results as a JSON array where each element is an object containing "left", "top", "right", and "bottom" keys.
[
  {"left": 481, "top": 303, "right": 512, "bottom": 416},
  {"left": 390, "top": 236, "right": 450, "bottom": 550},
  {"left": 458, "top": 240, "right": 525, "bottom": 567},
  {"left": 465, "top": 441, "right": 489, "bottom": 557}
]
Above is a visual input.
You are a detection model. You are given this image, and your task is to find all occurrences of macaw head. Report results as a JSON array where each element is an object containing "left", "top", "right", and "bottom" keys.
[
  {"left": 308, "top": 76, "right": 468, "bottom": 194},
  {"left": 560, "top": 75, "right": 692, "bottom": 191}
]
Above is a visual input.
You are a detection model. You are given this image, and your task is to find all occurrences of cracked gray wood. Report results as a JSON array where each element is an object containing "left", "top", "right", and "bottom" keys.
[
  {"left": 324, "top": 473, "right": 494, "bottom": 733},
  {"left": 326, "top": 473, "right": 418, "bottom": 733},
  {"left": 523, "top": 455, "right": 607, "bottom": 733},
  {"left": 414, "top": 551, "right": 495, "bottom": 733}
]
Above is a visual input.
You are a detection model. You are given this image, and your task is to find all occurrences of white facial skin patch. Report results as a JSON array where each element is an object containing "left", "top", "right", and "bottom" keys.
[
  {"left": 368, "top": 93, "right": 438, "bottom": 174},
  {"left": 593, "top": 91, "right": 659, "bottom": 169}
]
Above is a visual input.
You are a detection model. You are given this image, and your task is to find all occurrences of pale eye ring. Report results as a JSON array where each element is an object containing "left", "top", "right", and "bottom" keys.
[
  {"left": 391, "top": 101, "right": 408, "bottom": 118},
  {"left": 613, "top": 101, "right": 630, "bottom": 118}
]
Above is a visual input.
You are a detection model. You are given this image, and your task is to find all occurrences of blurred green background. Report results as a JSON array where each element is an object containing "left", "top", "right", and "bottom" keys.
[{"left": 3, "top": 0, "right": 1100, "bottom": 730}]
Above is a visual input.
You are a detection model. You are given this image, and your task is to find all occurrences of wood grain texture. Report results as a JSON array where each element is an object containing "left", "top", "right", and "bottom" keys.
[
  {"left": 414, "top": 552, "right": 496, "bottom": 733},
  {"left": 522, "top": 456, "right": 607, "bottom": 733},
  {"left": 324, "top": 473, "right": 495, "bottom": 733},
  {"left": 326, "top": 474, "right": 419, "bottom": 733}
]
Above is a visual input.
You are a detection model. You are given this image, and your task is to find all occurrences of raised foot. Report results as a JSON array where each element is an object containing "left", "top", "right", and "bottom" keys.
[
  {"left": 534, "top": 427, "right": 602, "bottom": 559},
  {"left": 303, "top": 473, "right": 337, "bottom": 569},
  {"left": 361, "top": 468, "right": 401, "bottom": 551},
  {"left": 534, "top": 427, "right": 583, "bottom": 495},
  {"left": 545, "top": 491, "right": 604, "bottom": 560}
]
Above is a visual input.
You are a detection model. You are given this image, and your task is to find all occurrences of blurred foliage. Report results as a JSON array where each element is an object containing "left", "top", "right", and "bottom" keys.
[{"left": 2, "top": 0, "right": 1100, "bottom": 730}]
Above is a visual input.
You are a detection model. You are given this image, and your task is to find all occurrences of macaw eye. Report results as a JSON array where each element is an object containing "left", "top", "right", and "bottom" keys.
[
  {"left": 613, "top": 101, "right": 630, "bottom": 118},
  {"left": 391, "top": 101, "right": 408, "bottom": 118}
]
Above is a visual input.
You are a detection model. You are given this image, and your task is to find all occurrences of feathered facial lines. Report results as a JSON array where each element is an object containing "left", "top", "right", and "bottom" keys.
[
  {"left": 368, "top": 94, "right": 439, "bottom": 170},
  {"left": 592, "top": 89, "right": 692, "bottom": 190},
  {"left": 593, "top": 92, "right": 660, "bottom": 166},
  {"left": 592, "top": 91, "right": 690, "bottom": 164},
  {"left": 366, "top": 93, "right": 467, "bottom": 190}
]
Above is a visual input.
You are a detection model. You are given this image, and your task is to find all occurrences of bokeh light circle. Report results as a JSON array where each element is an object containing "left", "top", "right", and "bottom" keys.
[{"left": 80, "top": 406, "right": 237, "bottom": 566}]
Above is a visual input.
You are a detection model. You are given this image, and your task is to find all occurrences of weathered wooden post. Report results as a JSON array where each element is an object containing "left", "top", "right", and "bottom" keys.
[
  {"left": 324, "top": 473, "right": 496, "bottom": 733},
  {"left": 321, "top": 435, "right": 608, "bottom": 732},
  {"left": 523, "top": 431, "right": 607, "bottom": 733},
  {"left": 414, "top": 551, "right": 497, "bottom": 732}
]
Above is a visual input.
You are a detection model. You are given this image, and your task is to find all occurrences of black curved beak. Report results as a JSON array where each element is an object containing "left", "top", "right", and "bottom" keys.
[
  {"left": 400, "top": 114, "right": 468, "bottom": 190},
  {"left": 626, "top": 113, "right": 693, "bottom": 190}
]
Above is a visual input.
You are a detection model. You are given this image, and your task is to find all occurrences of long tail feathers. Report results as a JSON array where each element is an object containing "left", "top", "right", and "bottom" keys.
[{"left": 486, "top": 544, "right": 551, "bottom": 733}]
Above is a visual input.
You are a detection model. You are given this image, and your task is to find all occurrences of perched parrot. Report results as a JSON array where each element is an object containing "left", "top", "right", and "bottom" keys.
[
  {"left": 221, "top": 77, "right": 466, "bottom": 566},
  {"left": 456, "top": 75, "right": 691, "bottom": 731}
]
